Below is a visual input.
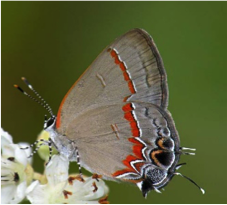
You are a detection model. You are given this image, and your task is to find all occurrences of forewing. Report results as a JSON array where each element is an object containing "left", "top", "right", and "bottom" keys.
[{"left": 56, "top": 29, "right": 168, "bottom": 134}]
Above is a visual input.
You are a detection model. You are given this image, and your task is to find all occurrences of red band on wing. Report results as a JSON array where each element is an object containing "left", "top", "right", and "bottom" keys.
[
  {"left": 122, "top": 103, "right": 140, "bottom": 137},
  {"left": 109, "top": 48, "right": 145, "bottom": 181},
  {"left": 128, "top": 137, "right": 141, "bottom": 144},
  {"left": 112, "top": 169, "right": 133, "bottom": 177},
  {"left": 128, "top": 138, "right": 144, "bottom": 159},
  {"left": 120, "top": 62, "right": 126, "bottom": 72},
  {"left": 123, "top": 155, "right": 138, "bottom": 169},
  {"left": 134, "top": 162, "right": 145, "bottom": 174},
  {"left": 115, "top": 57, "right": 121, "bottom": 65},
  {"left": 108, "top": 48, "right": 136, "bottom": 94},
  {"left": 110, "top": 50, "right": 117, "bottom": 58},
  {"left": 123, "top": 96, "right": 130, "bottom": 102},
  {"left": 112, "top": 138, "right": 146, "bottom": 181},
  {"left": 112, "top": 155, "right": 138, "bottom": 177},
  {"left": 122, "top": 103, "right": 133, "bottom": 112},
  {"left": 128, "top": 81, "right": 136, "bottom": 94},
  {"left": 132, "top": 144, "right": 144, "bottom": 159},
  {"left": 130, "top": 121, "right": 140, "bottom": 137},
  {"left": 112, "top": 154, "right": 145, "bottom": 181},
  {"left": 123, "top": 72, "right": 130, "bottom": 81},
  {"left": 124, "top": 112, "right": 134, "bottom": 121}
]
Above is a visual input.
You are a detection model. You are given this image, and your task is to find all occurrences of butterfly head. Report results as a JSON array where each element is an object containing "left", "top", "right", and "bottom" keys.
[{"left": 44, "top": 115, "right": 56, "bottom": 130}]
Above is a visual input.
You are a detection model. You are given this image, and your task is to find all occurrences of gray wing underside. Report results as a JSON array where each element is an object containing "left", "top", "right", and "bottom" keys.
[
  {"left": 57, "top": 29, "right": 171, "bottom": 179},
  {"left": 66, "top": 103, "right": 179, "bottom": 179},
  {"left": 57, "top": 28, "right": 169, "bottom": 134}
]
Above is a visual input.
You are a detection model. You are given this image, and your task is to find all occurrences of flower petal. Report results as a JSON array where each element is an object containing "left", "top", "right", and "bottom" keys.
[
  {"left": 1, "top": 128, "right": 13, "bottom": 146},
  {"left": 13, "top": 145, "right": 28, "bottom": 167},
  {"left": 1, "top": 143, "right": 16, "bottom": 157},
  {"left": 1, "top": 184, "right": 17, "bottom": 204},
  {"left": 26, "top": 181, "right": 46, "bottom": 204},
  {"left": 26, "top": 180, "right": 67, "bottom": 204},
  {"left": 10, "top": 181, "right": 27, "bottom": 204},
  {"left": 1, "top": 157, "right": 15, "bottom": 171},
  {"left": 66, "top": 176, "right": 109, "bottom": 204},
  {"left": 1, "top": 128, "right": 33, "bottom": 204},
  {"left": 2, "top": 143, "right": 30, "bottom": 167},
  {"left": 45, "top": 155, "right": 69, "bottom": 186},
  {"left": 18, "top": 142, "right": 33, "bottom": 165}
]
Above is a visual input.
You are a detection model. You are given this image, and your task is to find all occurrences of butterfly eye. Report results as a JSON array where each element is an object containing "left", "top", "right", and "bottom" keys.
[{"left": 44, "top": 117, "right": 56, "bottom": 129}]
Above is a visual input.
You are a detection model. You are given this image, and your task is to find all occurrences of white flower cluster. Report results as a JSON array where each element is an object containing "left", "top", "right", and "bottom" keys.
[{"left": 1, "top": 129, "right": 109, "bottom": 204}]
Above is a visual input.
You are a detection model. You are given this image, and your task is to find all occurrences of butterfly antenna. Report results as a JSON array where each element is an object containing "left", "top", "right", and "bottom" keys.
[
  {"left": 21, "top": 77, "right": 54, "bottom": 116},
  {"left": 176, "top": 162, "right": 187, "bottom": 170},
  {"left": 44, "top": 114, "right": 48, "bottom": 124},
  {"left": 14, "top": 77, "right": 54, "bottom": 117},
  {"left": 174, "top": 172, "right": 205, "bottom": 194}
]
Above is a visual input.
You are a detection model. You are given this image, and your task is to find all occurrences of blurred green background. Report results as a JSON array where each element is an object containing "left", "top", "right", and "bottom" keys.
[{"left": 2, "top": 2, "right": 227, "bottom": 204}]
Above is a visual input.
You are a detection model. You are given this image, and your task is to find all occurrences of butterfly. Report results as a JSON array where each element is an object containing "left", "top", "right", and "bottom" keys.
[{"left": 16, "top": 28, "right": 204, "bottom": 197}]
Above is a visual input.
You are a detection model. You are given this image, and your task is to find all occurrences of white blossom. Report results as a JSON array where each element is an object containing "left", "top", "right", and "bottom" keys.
[
  {"left": 1, "top": 128, "right": 33, "bottom": 204},
  {"left": 26, "top": 155, "right": 109, "bottom": 204},
  {"left": 1, "top": 128, "right": 109, "bottom": 204}
]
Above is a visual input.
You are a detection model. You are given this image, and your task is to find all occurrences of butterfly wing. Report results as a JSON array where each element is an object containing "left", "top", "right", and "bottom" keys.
[
  {"left": 56, "top": 28, "right": 168, "bottom": 134},
  {"left": 66, "top": 102, "right": 179, "bottom": 182},
  {"left": 56, "top": 29, "right": 178, "bottom": 184}
]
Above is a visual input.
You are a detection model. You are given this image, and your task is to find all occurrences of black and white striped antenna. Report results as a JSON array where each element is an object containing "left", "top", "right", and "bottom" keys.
[{"left": 14, "top": 77, "right": 54, "bottom": 117}]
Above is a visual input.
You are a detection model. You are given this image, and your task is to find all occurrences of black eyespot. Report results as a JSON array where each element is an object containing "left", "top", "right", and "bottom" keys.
[
  {"left": 162, "top": 138, "right": 174, "bottom": 149},
  {"left": 156, "top": 137, "right": 174, "bottom": 150},
  {"left": 154, "top": 151, "right": 174, "bottom": 167}
]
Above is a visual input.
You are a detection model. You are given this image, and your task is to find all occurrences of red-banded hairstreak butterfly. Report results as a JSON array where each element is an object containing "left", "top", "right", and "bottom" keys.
[{"left": 15, "top": 28, "right": 204, "bottom": 197}]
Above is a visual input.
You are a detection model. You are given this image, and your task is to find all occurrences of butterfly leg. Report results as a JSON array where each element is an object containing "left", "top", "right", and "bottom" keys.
[
  {"left": 20, "top": 139, "right": 49, "bottom": 158},
  {"left": 75, "top": 146, "right": 84, "bottom": 181},
  {"left": 92, "top": 174, "right": 102, "bottom": 182},
  {"left": 45, "top": 138, "right": 53, "bottom": 166}
]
